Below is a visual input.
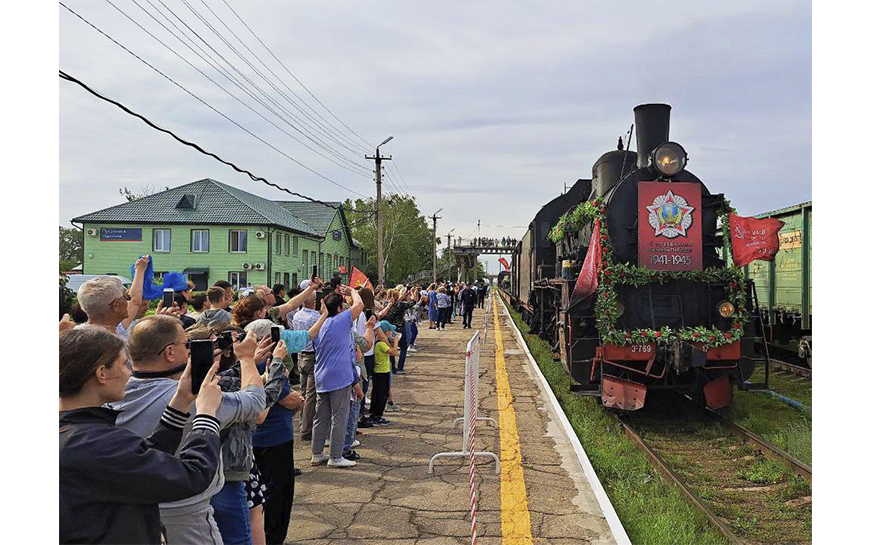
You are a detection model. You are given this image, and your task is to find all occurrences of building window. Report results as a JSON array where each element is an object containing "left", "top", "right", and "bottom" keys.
[
  {"left": 275, "top": 272, "right": 281, "bottom": 285},
  {"left": 302, "top": 250, "right": 309, "bottom": 274},
  {"left": 229, "top": 271, "right": 247, "bottom": 289},
  {"left": 284, "top": 272, "right": 290, "bottom": 287},
  {"left": 285, "top": 234, "right": 290, "bottom": 256},
  {"left": 153, "top": 229, "right": 171, "bottom": 253},
  {"left": 292, "top": 272, "right": 298, "bottom": 288},
  {"left": 191, "top": 230, "right": 209, "bottom": 253},
  {"left": 153, "top": 271, "right": 168, "bottom": 283},
  {"left": 275, "top": 232, "right": 282, "bottom": 255},
  {"left": 292, "top": 236, "right": 299, "bottom": 257},
  {"left": 229, "top": 230, "right": 248, "bottom": 253}
]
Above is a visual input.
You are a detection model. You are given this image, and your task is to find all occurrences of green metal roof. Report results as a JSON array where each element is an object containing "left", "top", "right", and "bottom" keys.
[
  {"left": 275, "top": 201, "right": 341, "bottom": 235},
  {"left": 71, "top": 179, "right": 320, "bottom": 236},
  {"left": 752, "top": 201, "right": 812, "bottom": 219}
]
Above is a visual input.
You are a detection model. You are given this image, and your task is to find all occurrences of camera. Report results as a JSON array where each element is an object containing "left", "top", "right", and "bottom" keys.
[{"left": 216, "top": 330, "right": 245, "bottom": 350}]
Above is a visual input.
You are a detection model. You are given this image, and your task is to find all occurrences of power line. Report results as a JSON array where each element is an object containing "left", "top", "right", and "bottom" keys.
[
  {"left": 59, "top": 69, "right": 340, "bottom": 208},
  {"left": 118, "top": 0, "right": 371, "bottom": 177},
  {"left": 196, "top": 0, "right": 371, "bottom": 157},
  {"left": 60, "top": 1, "right": 366, "bottom": 197},
  {"left": 218, "top": 0, "right": 374, "bottom": 151},
  {"left": 171, "top": 0, "right": 372, "bottom": 171}
]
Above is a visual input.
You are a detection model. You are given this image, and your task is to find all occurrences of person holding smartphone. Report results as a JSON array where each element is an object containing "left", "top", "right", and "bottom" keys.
[
  {"left": 110, "top": 316, "right": 268, "bottom": 544},
  {"left": 60, "top": 327, "right": 224, "bottom": 545}
]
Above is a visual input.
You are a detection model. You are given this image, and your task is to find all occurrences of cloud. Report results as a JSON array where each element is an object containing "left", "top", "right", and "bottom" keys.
[{"left": 60, "top": 0, "right": 810, "bottom": 256}]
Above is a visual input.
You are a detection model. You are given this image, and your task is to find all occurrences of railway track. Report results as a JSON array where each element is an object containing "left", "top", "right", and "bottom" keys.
[
  {"left": 617, "top": 396, "right": 812, "bottom": 544},
  {"left": 770, "top": 358, "right": 812, "bottom": 379}
]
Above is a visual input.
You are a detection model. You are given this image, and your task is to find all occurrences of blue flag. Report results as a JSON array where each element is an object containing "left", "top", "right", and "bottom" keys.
[{"left": 130, "top": 257, "right": 189, "bottom": 300}]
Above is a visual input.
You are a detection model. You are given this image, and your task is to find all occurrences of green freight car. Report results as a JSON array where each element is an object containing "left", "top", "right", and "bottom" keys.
[{"left": 743, "top": 201, "right": 812, "bottom": 366}]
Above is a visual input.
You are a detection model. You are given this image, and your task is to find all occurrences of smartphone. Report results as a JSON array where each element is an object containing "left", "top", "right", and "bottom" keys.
[
  {"left": 270, "top": 326, "right": 281, "bottom": 345},
  {"left": 311, "top": 265, "right": 317, "bottom": 281},
  {"left": 163, "top": 288, "right": 175, "bottom": 309},
  {"left": 364, "top": 309, "right": 373, "bottom": 320},
  {"left": 189, "top": 339, "right": 214, "bottom": 395}
]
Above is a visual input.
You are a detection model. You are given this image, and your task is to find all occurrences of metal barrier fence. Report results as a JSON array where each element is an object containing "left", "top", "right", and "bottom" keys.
[{"left": 428, "top": 329, "right": 500, "bottom": 475}]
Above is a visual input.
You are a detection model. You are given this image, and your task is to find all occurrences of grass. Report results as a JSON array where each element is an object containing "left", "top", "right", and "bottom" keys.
[
  {"left": 502, "top": 297, "right": 728, "bottom": 545},
  {"left": 735, "top": 458, "right": 784, "bottom": 485},
  {"left": 725, "top": 383, "right": 812, "bottom": 465}
]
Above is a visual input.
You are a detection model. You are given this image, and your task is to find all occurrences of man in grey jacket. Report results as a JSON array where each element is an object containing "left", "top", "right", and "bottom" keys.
[{"left": 112, "top": 315, "right": 267, "bottom": 545}]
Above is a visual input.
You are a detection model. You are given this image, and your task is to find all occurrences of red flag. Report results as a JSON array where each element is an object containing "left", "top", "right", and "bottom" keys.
[
  {"left": 729, "top": 214, "right": 786, "bottom": 268},
  {"left": 499, "top": 257, "right": 510, "bottom": 271},
  {"left": 350, "top": 267, "right": 373, "bottom": 290},
  {"left": 571, "top": 220, "right": 602, "bottom": 304}
]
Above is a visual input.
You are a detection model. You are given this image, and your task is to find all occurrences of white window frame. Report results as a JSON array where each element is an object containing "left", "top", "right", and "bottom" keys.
[
  {"left": 191, "top": 229, "right": 209, "bottom": 253},
  {"left": 292, "top": 235, "right": 299, "bottom": 257},
  {"left": 153, "top": 229, "right": 171, "bottom": 253},
  {"left": 228, "top": 271, "right": 247, "bottom": 289},
  {"left": 229, "top": 230, "right": 248, "bottom": 253},
  {"left": 275, "top": 232, "right": 282, "bottom": 255}
]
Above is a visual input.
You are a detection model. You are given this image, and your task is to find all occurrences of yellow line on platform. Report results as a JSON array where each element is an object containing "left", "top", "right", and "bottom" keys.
[{"left": 491, "top": 296, "right": 534, "bottom": 545}]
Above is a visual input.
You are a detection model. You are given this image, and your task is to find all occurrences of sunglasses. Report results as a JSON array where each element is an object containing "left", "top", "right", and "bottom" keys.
[{"left": 157, "top": 340, "right": 191, "bottom": 356}]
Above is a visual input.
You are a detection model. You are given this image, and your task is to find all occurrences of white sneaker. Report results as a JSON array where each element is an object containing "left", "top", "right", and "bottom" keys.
[
  {"left": 351, "top": 439, "right": 361, "bottom": 448},
  {"left": 365, "top": 397, "right": 371, "bottom": 406},
  {"left": 327, "top": 457, "right": 357, "bottom": 468},
  {"left": 386, "top": 402, "right": 400, "bottom": 412},
  {"left": 408, "top": 347, "right": 418, "bottom": 353},
  {"left": 310, "top": 454, "right": 328, "bottom": 466}
]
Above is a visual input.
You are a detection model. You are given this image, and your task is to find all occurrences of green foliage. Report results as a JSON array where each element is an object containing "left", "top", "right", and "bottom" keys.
[
  {"left": 343, "top": 196, "right": 433, "bottom": 285},
  {"left": 119, "top": 185, "right": 170, "bottom": 202},
  {"left": 59, "top": 273, "right": 75, "bottom": 317},
  {"left": 59, "top": 226, "right": 84, "bottom": 266}
]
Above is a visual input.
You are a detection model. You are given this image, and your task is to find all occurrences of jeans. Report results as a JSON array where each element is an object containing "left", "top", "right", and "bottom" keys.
[
  {"left": 390, "top": 333, "right": 409, "bottom": 372},
  {"left": 437, "top": 307, "right": 449, "bottom": 328},
  {"left": 298, "top": 352, "right": 317, "bottom": 438},
  {"left": 210, "top": 480, "right": 251, "bottom": 545},
  {"left": 312, "top": 385, "right": 352, "bottom": 460},
  {"left": 253, "top": 440, "right": 295, "bottom": 545},
  {"left": 408, "top": 321, "right": 418, "bottom": 346},
  {"left": 360, "top": 354, "right": 375, "bottom": 415},
  {"left": 343, "top": 397, "right": 361, "bottom": 452}
]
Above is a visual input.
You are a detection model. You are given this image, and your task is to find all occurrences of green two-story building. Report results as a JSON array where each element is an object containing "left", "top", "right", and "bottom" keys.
[{"left": 72, "top": 178, "right": 366, "bottom": 290}]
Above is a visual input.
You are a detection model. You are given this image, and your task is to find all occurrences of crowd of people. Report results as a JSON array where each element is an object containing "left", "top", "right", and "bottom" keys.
[
  {"left": 455, "top": 236, "right": 516, "bottom": 248},
  {"left": 59, "top": 255, "right": 492, "bottom": 545}
]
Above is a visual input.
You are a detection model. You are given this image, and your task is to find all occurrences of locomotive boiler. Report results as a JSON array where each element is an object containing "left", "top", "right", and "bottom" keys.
[{"left": 504, "top": 104, "right": 763, "bottom": 410}]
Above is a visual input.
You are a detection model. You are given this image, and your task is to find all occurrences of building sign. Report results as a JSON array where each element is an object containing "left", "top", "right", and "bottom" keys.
[
  {"left": 778, "top": 230, "right": 802, "bottom": 250},
  {"left": 332, "top": 230, "right": 342, "bottom": 241},
  {"left": 637, "top": 182, "right": 702, "bottom": 271},
  {"left": 100, "top": 228, "right": 143, "bottom": 241}
]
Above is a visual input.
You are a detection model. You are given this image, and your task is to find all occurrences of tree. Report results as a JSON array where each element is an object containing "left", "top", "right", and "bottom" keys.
[
  {"left": 119, "top": 185, "right": 169, "bottom": 202},
  {"left": 59, "top": 226, "right": 84, "bottom": 271},
  {"left": 344, "top": 196, "right": 434, "bottom": 285}
]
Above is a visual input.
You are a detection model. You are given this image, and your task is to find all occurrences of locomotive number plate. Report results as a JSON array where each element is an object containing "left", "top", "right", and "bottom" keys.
[{"left": 630, "top": 344, "right": 654, "bottom": 354}]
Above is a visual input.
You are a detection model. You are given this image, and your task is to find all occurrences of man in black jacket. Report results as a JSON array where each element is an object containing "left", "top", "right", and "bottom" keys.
[{"left": 460, "top": 284, "right": 477, "bottom": 329}]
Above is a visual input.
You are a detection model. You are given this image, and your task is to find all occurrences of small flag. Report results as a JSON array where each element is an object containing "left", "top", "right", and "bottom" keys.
[
  {"left": 728, "top": 214, "right": 786, "bottom": 268},
  {"left": 350, "top": 267, "right": 373, "bottom": 290},
  {"left": 499, "top": 257, "right": 510, "bottom": 271}
]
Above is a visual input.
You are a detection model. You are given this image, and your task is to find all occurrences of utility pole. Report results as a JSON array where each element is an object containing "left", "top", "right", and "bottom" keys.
[
  {"left": 366, "top": 136, "right": 393, "bottom": 285},
  {"left": 431, "top": 208, "right": 442, "bottom": 284}
]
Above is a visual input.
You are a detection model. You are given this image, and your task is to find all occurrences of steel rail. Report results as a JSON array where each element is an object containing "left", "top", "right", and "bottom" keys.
[
  {"left": 770, "top": 358, "right": 812, "bottom": 379},
  {"left": 616, "top": 417, "right": 745, "bottom": 545},
  {"left": 705, "top": 408, "right": 812, "bottom": 481}
]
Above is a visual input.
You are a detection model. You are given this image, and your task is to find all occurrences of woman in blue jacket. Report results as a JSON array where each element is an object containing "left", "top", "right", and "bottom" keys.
[{"left": 426, "top": 282, "right": 438, "bottom": 329}]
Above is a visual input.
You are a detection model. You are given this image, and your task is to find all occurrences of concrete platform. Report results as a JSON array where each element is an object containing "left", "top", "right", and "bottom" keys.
[{"left": 289, "top": 296, "right": 622, "bottom": 544}]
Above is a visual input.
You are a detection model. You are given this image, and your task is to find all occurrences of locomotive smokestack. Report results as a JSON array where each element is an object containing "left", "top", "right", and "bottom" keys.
[{"left": 634, "top": 103, "right": 671, "bottom": 169}]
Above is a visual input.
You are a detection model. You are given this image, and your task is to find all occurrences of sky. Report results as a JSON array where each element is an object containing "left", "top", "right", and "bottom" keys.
[{"left": 59, "top": 0, "right": 811, "bottom": 275}]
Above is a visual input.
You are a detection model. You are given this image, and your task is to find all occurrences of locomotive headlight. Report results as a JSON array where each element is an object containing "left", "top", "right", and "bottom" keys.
[
  {"left": 651, "top": 142, "right": 688, "bottom": 177},
  {"left": 717, "top": 301, "right": 735, "bottom": 318}
]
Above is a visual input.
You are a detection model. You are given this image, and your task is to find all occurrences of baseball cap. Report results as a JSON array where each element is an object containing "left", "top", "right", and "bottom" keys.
[
  {"left": 299, "top": 279, "right": 311, "bottom": 290},
  {"left": 376, "top": 320, "right": 397, "bottom": 332}
]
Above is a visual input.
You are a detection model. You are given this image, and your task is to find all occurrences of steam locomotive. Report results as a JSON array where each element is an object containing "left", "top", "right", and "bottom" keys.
[{"left": 502, "top": 104, "right": 764, "bottom": 411}]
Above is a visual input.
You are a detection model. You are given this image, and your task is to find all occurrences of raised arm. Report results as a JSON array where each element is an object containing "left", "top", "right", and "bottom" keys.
[
  {"left": 348, "top": 286, "right": 364, "bottom": 322},
  {"left": 308, "top": 302, "right": 329, "bottom": 340},
  {"left": 274, "top": 277, "right": 322, "bottom": 320},
  {"left": 122, "top": 255, "right": 149, "bottom": 328}
]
